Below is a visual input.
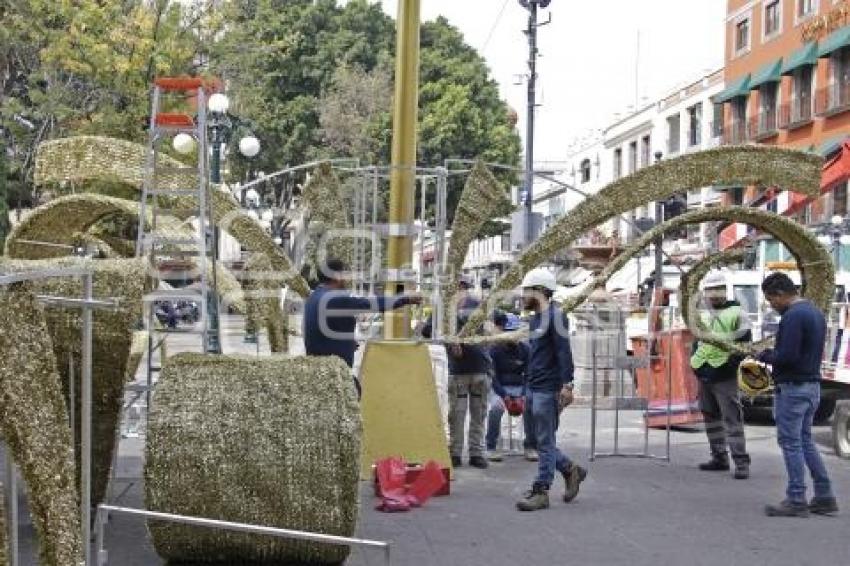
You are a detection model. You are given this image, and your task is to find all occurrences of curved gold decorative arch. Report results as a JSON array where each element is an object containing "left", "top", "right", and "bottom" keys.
[
  {"left": 32, "top": 136, "right": 311, "bottom": 297},
  {"left": 459, "top": 146, "right": 824, "bottom": 338}
]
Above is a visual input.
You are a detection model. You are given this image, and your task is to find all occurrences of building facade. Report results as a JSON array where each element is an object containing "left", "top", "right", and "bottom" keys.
[{"left": 715, "top": 0, "right": 850, "bottom": 268}]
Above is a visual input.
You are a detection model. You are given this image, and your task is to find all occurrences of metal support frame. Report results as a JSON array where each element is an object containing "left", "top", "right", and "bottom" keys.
[
  {"left": 0, "top": 267, "right": 119, "bottom": 566},
  {"left": 588, "top": 304, "right": 673, "bottom": 462},
  {"left": 94, "top": 505, "right": 391, "bottom": 566}
]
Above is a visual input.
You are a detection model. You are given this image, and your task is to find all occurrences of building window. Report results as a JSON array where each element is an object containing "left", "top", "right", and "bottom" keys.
[
  {"left": 764, "top": 1, "right": 782, "bottom": 38},
  {"left": 759, "top": 83, "right": 778, "bottom": 134},
  {"left": 834, "top": 181, "right": 848, "bottom": 217},
  {"left": 640, "top": 135, "right": 651, "bottom": 167},
  {"left": 667, "top": 114, "right": 681, "bottom": 154},
  {"left": 731, "top": 96, "right": 748, "bottom": 143},
  {"left": 687, "top": 103, "right": 702, "bottom": 147},
  {"left": 628, "top": 141, "right": 638, "bottom": 174},
  {"left": 613, "top": 148, "right": 622, "bottom": 179},
  {"left": 735, "top": 17, "right": 750, "bottom": 55},
  {"left": 711, "top": 103, "right": 724, "bottom": 137},
  {"left": 796, "top": 0, "right": 817, "bottom": 22},
  {"left": 829, "top": 46, "right": 850, "bottom": 111},
  {"left": 792, "top": 65, "right": 814, "bottom": 122},
  {"left": 579, "top": 159, "right": 591, "bottom": 183}
]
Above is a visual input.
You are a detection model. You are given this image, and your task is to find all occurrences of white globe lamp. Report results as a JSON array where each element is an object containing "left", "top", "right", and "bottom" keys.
[
  {"left": 208, "top": 93, "right": 230, "bottom": 114},
  {"left": 239, "top": 136, "right": 260, "bottom": 158},
  {"left": 172, "top": 133, "right": 196, "bottom": 155}
]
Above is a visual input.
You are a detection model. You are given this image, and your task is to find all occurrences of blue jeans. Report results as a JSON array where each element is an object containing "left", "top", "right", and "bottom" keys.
[
  {"left": 773, "top": 382, "right": 834, "bottom": 503},
  {"left": 485, "top": 386, "right": 533, "bottom": 450},
  {"left": 528, "top": 389, "right": 572, "bottom": 488}
]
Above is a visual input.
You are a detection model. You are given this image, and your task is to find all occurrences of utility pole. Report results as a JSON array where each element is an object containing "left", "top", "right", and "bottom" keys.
[{"left": 519, "top": 0, "right": 551, "bottom": 247}]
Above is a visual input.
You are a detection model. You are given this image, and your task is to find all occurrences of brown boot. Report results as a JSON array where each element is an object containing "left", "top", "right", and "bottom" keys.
[{"left": 516, "top": 484, "right": 550, "bottom": 512}]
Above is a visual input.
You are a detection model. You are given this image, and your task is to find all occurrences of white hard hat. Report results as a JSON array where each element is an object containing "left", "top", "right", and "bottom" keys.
[
  {"left": 702, "top": 271, "right": 726, "bottom": 290},
  {"left": 521, "top": 268, "right": 557, "bottom": 291}
]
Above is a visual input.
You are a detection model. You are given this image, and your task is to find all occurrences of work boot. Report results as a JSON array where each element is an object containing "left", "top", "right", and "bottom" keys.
[
  {"left": 524, "top": 448, "right": 539, "bottom": 462},
  {"left": 469, "top": 455, "right": 489, "bottom": 469},
  {"left": 698, "top": 453, "right": 730, "bottom": 471},
  {"left": 809, "top": 497, "right": 839, "bottom": 516},
  {"left": 451, "top": 455, "right": 462, "bottom": 468},
  {"left": 487, "top": 449, "right": 504, "bottom": 462},
  {"left": 765, "top": 500, "right": 810, "bottom": 518},
  {"left": 516, "top": 484, "right": 550, "bottom": 512},
  {"left": 733, "top": 455, "right": 751, "bottom": 479},
  {"left": 562, "top": 464, "right": 588, "bottom": 503}
]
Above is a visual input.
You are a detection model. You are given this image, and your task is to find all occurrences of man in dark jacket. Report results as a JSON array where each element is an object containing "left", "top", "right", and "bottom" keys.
[
  {"left": 303, "top": 258, "right": 420, "bottom": 394},
  {"left": 516, "top": 269, "right": 587, "bottom": 512},
  {"left": 690, "top": 272, "right": 752, "bottom": 479},
  {"left": 758, "top": 272, "right": 838, "bottom": 517},
  {"left": 486, "top": 311, "right": 532, "bottom": 462},
  {"left": 422, "top": 276, "right": 492, "bottom": 469}
]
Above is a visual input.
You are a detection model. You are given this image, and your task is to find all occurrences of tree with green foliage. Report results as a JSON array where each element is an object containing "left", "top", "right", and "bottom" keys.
[
  {"left": 0, "top": 0, "right": 215, "bottom": 207},
  {"left": 213, "top": 1, "right": 521, "bottom": 225}
]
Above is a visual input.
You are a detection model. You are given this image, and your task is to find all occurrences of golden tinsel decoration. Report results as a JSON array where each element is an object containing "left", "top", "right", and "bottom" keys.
[
  {"left": 441, "top": 160, "right": 511, "bottom": 336},
  {"left": 679, "top": 247, "right": 749, "bottom": 337},
  {"left": 0, "top": 257, "right": 148, "bottom": 511},
  {"left": 459, "top": 146, "right": 823, "bottom": 338},
  {"left": 0, "top": 284, "right": 84, "bottom": 566},
  {"left": 31, "top": 136, "right": 311, "bottom": 297},
  {"left": 300, "top": 162, "right": 353, "bottom": 283},
  {"left": 145, "top": 353, "right": 361, "bottom": 565},
  {"left": 242, "top": 253, "right": 290, "bottom": 353}
]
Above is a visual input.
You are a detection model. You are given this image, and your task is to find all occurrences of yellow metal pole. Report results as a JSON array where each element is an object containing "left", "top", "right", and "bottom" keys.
[{"left": 384, "top": 0, "right": 421, "bottom": 340}]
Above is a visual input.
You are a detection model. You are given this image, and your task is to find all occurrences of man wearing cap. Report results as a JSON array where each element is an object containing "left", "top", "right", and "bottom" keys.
[
  {"left": 422, "top": 275, "right": 492, "bottom": 469},
  {"left": 516, "top": 268, "right": 587, "bottom": 511},
  {"left": 690, "top": 271, "right": 752, "bottom": 479}
]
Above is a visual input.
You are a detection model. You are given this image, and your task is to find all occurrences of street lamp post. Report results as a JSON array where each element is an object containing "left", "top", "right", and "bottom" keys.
[{"left": 202, "top": 92, "right": 261, "bottom": 352}]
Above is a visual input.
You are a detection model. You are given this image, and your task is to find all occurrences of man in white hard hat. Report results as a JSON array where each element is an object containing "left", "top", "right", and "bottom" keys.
[
  {"left": 690, "top": 271, "right": 752, "bottom": 479},
  {"left": 516, "top": 268, "right": 587, "bottom": 511}
]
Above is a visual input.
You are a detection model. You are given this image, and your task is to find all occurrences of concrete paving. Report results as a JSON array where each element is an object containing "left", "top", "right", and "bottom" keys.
[
  {"left": 4, "top": 317, "right": 849, "bottom": 565},
  {"left": 6, "top": 408, "right": 849, "bottom": 566}
]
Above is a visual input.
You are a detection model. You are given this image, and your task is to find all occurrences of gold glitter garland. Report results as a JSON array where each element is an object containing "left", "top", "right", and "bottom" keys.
[
  {"left": 300, "top": 162, "right": 353, "bottom": 283},
  {"left": 145, "top": 353, "right": 361, "bottom": 564},
  {"left": 458, "top": 146, "right": 823, "bottom": 338},
  {"left": 242, "top": 253, "right": 289, "bottom": 353},
  {"left": 441, "top": 161, "right": 512, "bottom": 335},
  {"left": 0, "top": 258, "right": 148, "bottom": 512},
  {"left": 679, "top": 247, "right": 749, "bottom": 338},
  {"left": 0, "top": 284, "right": 84, "bottom": 566}
]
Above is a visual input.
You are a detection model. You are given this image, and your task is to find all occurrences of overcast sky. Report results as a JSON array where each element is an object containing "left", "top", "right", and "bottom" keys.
[{"left": 376, "top": 0, "right": 727, "bottom": 161}]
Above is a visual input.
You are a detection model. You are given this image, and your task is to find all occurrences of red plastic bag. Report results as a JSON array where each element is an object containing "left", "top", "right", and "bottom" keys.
[
  {"left": 375, "top": 457, "right": 411, "bottom": 512},
  {"left": 405, "top": 461, "right": 447, "bottom": 507}
]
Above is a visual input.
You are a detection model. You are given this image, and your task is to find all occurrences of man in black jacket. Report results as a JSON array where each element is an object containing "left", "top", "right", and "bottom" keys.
[
  {"left": 758, "top": 272, "right": 838, "bottom": 517},
  {"left": 422, "top": 277, "right": 492, "bottom": 469}
]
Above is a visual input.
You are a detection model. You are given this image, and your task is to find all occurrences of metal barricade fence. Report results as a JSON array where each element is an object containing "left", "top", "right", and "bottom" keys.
[{"left": 581, "top": 304, "right": 676, "bottom": 462}]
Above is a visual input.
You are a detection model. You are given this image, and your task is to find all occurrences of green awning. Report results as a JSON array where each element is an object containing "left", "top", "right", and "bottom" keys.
[
  {"left": 781, "top": 42, "right": 818, "bottom": 75},
  {"left": 818, "top": 25, "right": 850, "bottom": 57},
  {"left": 817, "top": 135, "right": 848, "bottom": 157},
  {"left": 749, "top": 58, "right": 783, "bottom": 89},
  {"left": 713, "top": 74, "right": 751, "bottom": 104}
]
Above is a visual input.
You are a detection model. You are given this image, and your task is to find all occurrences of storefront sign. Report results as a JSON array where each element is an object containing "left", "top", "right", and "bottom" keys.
[{"left": 802, "top": 0, "right": 850, "bottom": 42}]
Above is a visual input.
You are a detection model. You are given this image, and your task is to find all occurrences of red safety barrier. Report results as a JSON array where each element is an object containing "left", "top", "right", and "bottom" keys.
[{"left": 373, "top": 457, "right": 448, "bottom": 513}]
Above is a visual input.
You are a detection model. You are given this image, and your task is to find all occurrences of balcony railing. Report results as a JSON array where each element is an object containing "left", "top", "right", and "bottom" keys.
[
  {"left": 721, "top": 121, "right": 748, "bottom": 145},
  {"left": 748, "top": 110, "right": 778, "bottom": 140},
  {"left": 815, "top": 82, "right": 850, "bottom": 117},
  {"left": 778, "top": 98, "right": 814, "bottom": 129}
]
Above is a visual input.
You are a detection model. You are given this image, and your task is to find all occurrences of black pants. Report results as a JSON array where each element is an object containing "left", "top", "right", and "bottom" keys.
[{"left": 698, "top": 377, "right": 749, "bottom": 465}]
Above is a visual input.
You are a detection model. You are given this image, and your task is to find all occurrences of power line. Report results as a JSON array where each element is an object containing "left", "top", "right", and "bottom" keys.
[{"left": 481, "top": 0, "right": 510, "bottom": 53}]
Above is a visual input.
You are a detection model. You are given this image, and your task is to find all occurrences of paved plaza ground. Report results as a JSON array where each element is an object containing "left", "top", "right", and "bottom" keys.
[
  {"left": 5, "top": 317, "right": 850, "bottom": 565},
  {"left": 8, "top": 409, "right": 849, "bottom": 566}
]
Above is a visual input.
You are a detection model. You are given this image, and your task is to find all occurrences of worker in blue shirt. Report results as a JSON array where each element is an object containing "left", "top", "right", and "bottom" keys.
[
  {"left": 516, "top": 268, "right": 587, "bottom": 512},
  {"left": 486, "top": 311, "right": 533, "bottom": 462},
  {"left": 303, "top": 258, "right": 421, "bottom": 395},
  {"left": 758, "top": 272, "right": 838, "bottom": 518}
]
